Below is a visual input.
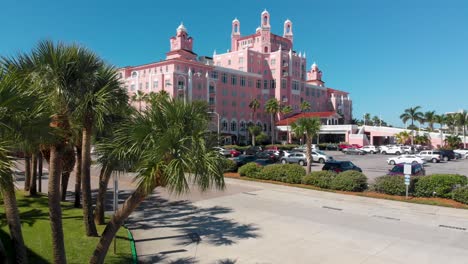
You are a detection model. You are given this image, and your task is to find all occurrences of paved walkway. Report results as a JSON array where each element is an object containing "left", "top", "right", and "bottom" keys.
[{"left": 12, "top": 161, "right": 468, "bottom": 264}]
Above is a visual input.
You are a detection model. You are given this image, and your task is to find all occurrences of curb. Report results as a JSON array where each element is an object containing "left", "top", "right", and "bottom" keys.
[{"left": 123, "top": 225, "right": 138, "bottom": 264}]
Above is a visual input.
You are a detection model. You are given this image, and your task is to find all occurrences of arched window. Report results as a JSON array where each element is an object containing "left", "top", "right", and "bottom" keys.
[
  {"left": 263, "top": 16, "right": 268, "bottom": 25},
  {"left": 131, "top": 71, "right": 137, "bottom": 78},
  {"left": 231, "top": 121, "right": 237, "bottom": 132},
  {"left": 257, "top": 122, "right": 262, "bottom": 128},
  {"left": 287, "top": 25, "right": 291, "bottom": 33},
  {"left": 234, "top": 24, "right": 238, "bottom": 33},
  {"left": 264, "top": 46, "right": 268, "bottom": 53},
  {"left": 222, "top": 120, "right": 228, "bottom": 131},
  {"left": 263, "top": 123, "right": 267, "bottom": 131},
  {"left": 240, "top": 121, "right": 246, "bottom": 131}
]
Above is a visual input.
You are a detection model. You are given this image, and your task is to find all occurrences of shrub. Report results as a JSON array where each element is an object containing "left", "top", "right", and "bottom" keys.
[
  {"left": 330, "top": 170, "right": 368, "bottom": 192},
  {"left": 259, "top": 164, "right": 305, "bottom": 184},
  {"left": 238, "top": 162, "right": 262, "bottom": 177},
  {"left": 302, "top": 171, "right": 336, "bottom": 189},
  {"left": 453, "top": 186, "right": 468, "bottom": 204},
  {"left": 265, "top": 144, "right": 299, "bottom": 151},
  {"left": 222, "top": 158, "right": 238, "bottom": 173},
  {"left": 414, "top": 174, "right": 467, "bottom": 198},
  {"left": 222, "top": 145, "right": 250, "bottom": 151}
]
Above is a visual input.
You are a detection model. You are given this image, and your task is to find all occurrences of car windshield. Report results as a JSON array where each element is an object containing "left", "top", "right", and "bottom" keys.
[
  {"left": 391, "top": 166, "right": 403, "bottom": 173},
  {"left": 342, "top": 162, "right": 354, "bottom": 169},
  {"left": 316, "top": 150, "right": 326, "bottom": 155}
]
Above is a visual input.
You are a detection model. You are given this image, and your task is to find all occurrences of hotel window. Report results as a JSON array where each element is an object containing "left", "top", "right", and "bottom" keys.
[
  {"left": 228, "top": 60, "right": 231, "bottom": 65},
  {"left": 153, "top": 81, "right": 158, "bottom": 89},
  {"left": 231, "top": 75, "right": 237, "bottom": 85},
  {"left": 232, "top": 101, "right": 237, "bottom": 107},
  {"left": 281, "top": 79, "right": 286, "bottom": 89},
  {"left": 178, "top": 80, "right": 184, "bottom": 90},
  {"left": 231, "top": 91, "right": 237, "bottom": 97},
  {"left": 197, "top": 83, "right": 202, "bottom": 90},
  {"left": 209, "top": 97, "right": 215, "bottom": 105},
  {"left": 263, "top": 70, "right": 268, "bottom": 75},
  {"left": 222, "top": 120, "right": 228, "bottom": 131},
  {"left": 256, "top": 80, "right": 261, "bottom": 89},
  {"left": 145, "top": 82, "right": 149, "bottom": 89},
  {"left": 221, "top": 73, "right": 228, "bottom": 83},
  {"left": 271, "top": 79, "right": 276, "bottom": 89},
  {"left": 211, "top": 71, "right": 218, "bottom": 79},
  {"left": 263, "top": 80, "right": 268, "bottom": 89},
  {"left": 222, "top": 89, "right": 228, "bottom": 96},
  {"left": 165, "top": 65, "right": 168, "bottom": 72},
  {"left": 130, "top": 84, "right": 135, "bottom": 91},
  {"left": 209, "top": 85, "right": 215, "bottom": 93},
  {"left": 240, "top": 76, "right": 246, "bottom": 87},
  {"left": 248, "top": 79, "right": 253, "bottom": 87},
  {"left": 264, "top": 60, "right": 268, "bottom": 66},
  {"left": 271, "top": 59, "right": 276, "bottom": 65},
  {"left": 131, "top": 71, "right": 137, "bottom": 78},
  {"left": 231, "top": 121, "right": 237, "bottom": 132},
  {"left": 222, "top": 100, "right": 227, "bottom": 106},
  {"left": 239, "top": 57, "right": 244, "bottom": 64}
]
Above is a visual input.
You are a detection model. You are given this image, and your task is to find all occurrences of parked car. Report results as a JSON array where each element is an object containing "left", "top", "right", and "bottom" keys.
[
  {"left": 213, "top": 147, "right": 231, "bottom": 156},
  {"left": 280, "top": 152, "right": 309, "bottom": 166},
  {"left": 253, "top": 159, "right": 275, "bottom": 167},
  {"left": 325, "top": 144, "right": 338, "bottom": 151},
  {"left": 292, "top": 144, "right": 317, "bottom": 152},
  {"left": 361, "top": 145, "right": 379, "bottom": 154},
  {"left": 338, "top": 143, "right": 352, "bottom": 151},
  {"left": 244, "top": 146, "right": 263, "bottom": 155},
  {"left": 255, "top": 151, "right": 277, "bottom": 162},
  {"left": 342, "top": 147, "right": 366, "bottom": 155},
  {"left": 387, "top": 155, "right": 426, "bottom": 165},
  {"left": 381, "top": 146, "right": 404, "bottom": 155},
  {"left": 233, "top": 155, "right": 257, "bottom": 167},
  {"left": 387, "top": 163, "right": 426, "bottom": 176},
  {"left": 229, "top": 149, "right": 241, "bottom": 157},
  {"left": 438, "top": 149, "right": 456, "bottom": 161},
  {"left": 311, "top": 150, "right": 333, "bottom": 163},
  {"left": 322, "top": 160, "right": 362, "bottom": 173},
  {"left": 454, "top": 149, "right": 468, "bottom": 159},
  {"left": 351, "top": 144, "right": 363, "bottom": 149},
  {"left": 400, "top": 146, "right": 415, "bottom": 154},
  {"left": 417, "top": 150, "right": 441, "bottom": 163}
]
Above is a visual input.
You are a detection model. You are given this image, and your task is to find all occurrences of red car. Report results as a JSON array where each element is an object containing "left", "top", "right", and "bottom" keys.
[
  {"left": 338, "top": 144, "right": 351, "bottom": 151},
  {"left": 229, "top": 149, "right": 241, "bottom": 157},
  {"left": 351, "top": 144, "right": 363, "bottom": 149}
]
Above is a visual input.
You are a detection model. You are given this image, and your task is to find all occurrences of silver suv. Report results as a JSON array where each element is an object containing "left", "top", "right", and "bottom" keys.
[
  {"left": 281, "top": 152, "right": 308, "bottom": 166},
  {"left": 417, "top": 150, "right": 441, "bottom": 163}
]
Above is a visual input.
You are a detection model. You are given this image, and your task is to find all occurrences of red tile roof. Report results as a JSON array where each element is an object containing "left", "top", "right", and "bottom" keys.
[{"left": 276, "top": 112, "right": 338, "bottom": 126}]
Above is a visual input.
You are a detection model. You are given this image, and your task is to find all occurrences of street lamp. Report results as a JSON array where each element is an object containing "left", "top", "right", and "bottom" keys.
[{"left": 208, "top": 111, "right": 220, "bottom": 146}]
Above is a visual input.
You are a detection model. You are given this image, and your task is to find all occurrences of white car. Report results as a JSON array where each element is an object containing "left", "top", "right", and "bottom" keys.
[
  {"left": 311, "top": 150, "right": 333, "bottom": 164},
  {"left": 213, "top": 147, "right": 231, "bottom": 156},
  {"left": 361, "top": 145, "right": 379, "bottom": 154},
  {"left": 454, "top": 149, "right": 468, "bottom": 159},
  {"left": 417, "top": 150, "right": 442, "bottom": 163},
  {"left": 381, "top": 146, "right": 405, "bottom": 155},
  {"left": 387, "top": 155, "right": 426, "bottom": 165}
]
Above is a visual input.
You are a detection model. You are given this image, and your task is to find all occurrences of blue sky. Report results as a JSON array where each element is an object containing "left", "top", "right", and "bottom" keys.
[{"left": 2, "top": 0, "right": 467, "bottom": 127}]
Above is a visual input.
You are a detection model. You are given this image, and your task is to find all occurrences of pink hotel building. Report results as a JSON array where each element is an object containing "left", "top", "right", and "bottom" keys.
[{"left": 118, "top": 11, "right": 353, "bottom": 144}]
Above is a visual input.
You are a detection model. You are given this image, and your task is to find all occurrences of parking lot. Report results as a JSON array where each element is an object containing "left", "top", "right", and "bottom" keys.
[{"left": 311, "top": 150, "right": 468, "bottom": 183}]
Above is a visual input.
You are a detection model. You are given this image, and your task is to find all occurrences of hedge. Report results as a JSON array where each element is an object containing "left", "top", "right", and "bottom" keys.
[
  {"left": 238, "top": 162, "right": 262, "bottom": 177},
  {"left": 265, "top": 144, "right": 299, "bottom": 151},
  {"left": 222, "top": 158, "right": 238, "bottom": 173},
  {"left": 302, "top": 171, "right": 336, "bottom": 189},
  {"left": 330, "top": 170, "right": 368, "bottom": 192},
  {"left": 258, "top": 164, "right": 305, "bottom": 184},
  {"left": 373, "top": 175, "right": 419, "bottom": 196},
  {"left": 414, "top": 174, "right": 467, "bottom": 198},
  {"left": 453, "top": 186, "right": 468, "bottom": 204}
]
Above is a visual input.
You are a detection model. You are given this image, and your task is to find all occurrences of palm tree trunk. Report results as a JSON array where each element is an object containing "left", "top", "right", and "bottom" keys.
[
  {"left": 38, "top": 151, "right": 43, "bottom": 193},
  {"left": 0, "top": 182, "right": 28, "bottom": 264},
  {"left": 29, "top": 152, "right": 38, "bottom": 196},
  {"left": 305, "top": 136, "right": 312, "bottom": 175},
  {"left": 90, "top": 185, "right": 149, "bottom": 264},
  {"left": 82, "top": 121, "right": 98, "bottom": 237},
  {"left": 252, "top": 134, "right": 256, "bottom": 146},
  {"left": 48, "top": 144, "right": 67, "bottom": 264},
  {"left": 24, "top": 154, "right": 31, "bottom": 191},
  {"left": 94, "top": 165, "right": 113, "bottom": 225},
  {"left": 74, "top": 145, "right": 82, "bottom": 208},
  {"left": 61, "top": 171, "right": 71, "bottom": 201},
  {"left": 0, "top": 237, "right": 8, "bottom": 264},
  {"left": 270, "top": 114, "right": 274, "bottom": 144}
]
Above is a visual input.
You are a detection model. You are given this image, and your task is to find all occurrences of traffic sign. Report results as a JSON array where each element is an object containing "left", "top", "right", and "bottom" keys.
[
  {"left": 404, "top": 164, "right": 412, "bottom": 175},
  {"left": 405, "top": 175, "right": 410, "bottom": 180}
]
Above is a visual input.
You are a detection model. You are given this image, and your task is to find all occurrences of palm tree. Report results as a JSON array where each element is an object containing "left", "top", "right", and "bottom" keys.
[
  {"left": 248, "top": 125, "right": 262, "bottom": 146},
  {"left": 248, "top": 98, "right": 260, "bottom": 120},
  {"left": 424, "top": 111, "right": 436, "bottom": 131},
  {"left": 455, "top": 110, "right": 468, "bottom": 148},
  {"left": 400, "top": 106, "right": 424, "bottom": 145},
  {"left": 131, "top": 90, "right": 147, "bottom": 111},
  {"left": 265, "top": 98, "right": 280, "bottom": 144},
  {"left": 372, "top": 116, "right": 380, "bottom": 126},
  {"left": 395, "top": 131, "right": 411, "bottom": 144},
  {"left": 445, "top": 114, "right": 457, "bottom": 134},
  {"left": 291, "top": 117, "right": 321, "bottom": 174},
  {"left": 363, "top": 113, "right": 371, "bottom": 126},
  {"left": 281, "top": 105, "right": 293, "bottom": 143},
  {"left": 300, "top": 101, "right": 311, "bottom": 113},
  {"left": 73, "top": 61, "right": 129, "bottom": 237},
  {"left": 89, "top": 98, "right": 225, "bottom": 263},
  {"left": 445, "top": 135, "right": 462, "bottom": 149}
]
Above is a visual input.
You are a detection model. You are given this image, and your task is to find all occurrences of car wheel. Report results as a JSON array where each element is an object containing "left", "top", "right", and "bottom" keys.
[
  {"left": 319, "top": 158, "right": 325, "bottom": 164},
  {"left": 299, "top": 160, "right": 305, "bottom": 166},
  {"left": 396, "top": 151, "right": 401, "bottom": 155},
  {"left": 281, "top": 159, "right": 287, "bottom": 164},
  {"left": 412, "top": 161, "right": 418, "bottom": 164},
  {"left": 382, "top": 151, "right": 387, "bottom": 155},
  {"left": 389, "top": 160, "right": 396, "bottom": 165},
  {"left": 370, "top": 151, "right": 375, "bottom": 154},
  {"left": 443, "top": 156, "right": 449, "bottom": 162},
  {"left": 405, "top": 151, "right": 409, "bottom": 154},
  {"left": 432, "top": 158, "right": 437, "bottom": 163}
]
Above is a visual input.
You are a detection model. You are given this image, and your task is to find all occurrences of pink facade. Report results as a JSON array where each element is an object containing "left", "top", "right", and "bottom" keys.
[{"left": 118, "top": 11, "right": 353, "bottom": 144}]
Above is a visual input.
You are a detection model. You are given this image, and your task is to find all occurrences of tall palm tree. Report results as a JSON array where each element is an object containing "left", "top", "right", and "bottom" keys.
[
  {"left": 89, "top": 98, "right": 225, "bottom": 263},
  {"left": 363, "top": 113, "right": 371, "bottom": 126},
  {"left": 400, "top": 106, "right": 424, "bottom": 145},
  {"left": 423, "top": 111, "right": 436, "bottom": 131},
  {"left": 281, "top": 105, "right": 293, "bottom": 143},
  {"left": 73, "top": 61, "right": 129, "bottom": 237},
  {"left": 248, "top": 125, "right": 262, "bottom": 146},
  {"left": 300, "top": 101, "right": 311, "bottom": 113},
  {"left": 456, "top": 110, "right": 468, "bottom": 148},
  {"left": 131, "top": 90, "right": 147, "bottom": 111},
  {"left": 372, "top": 116, "right": 380, "bottom": 126},
  {"left": 248, "top": 98, "right": 260, "bottom": 120},
  {"left": 445, "top": 114, "right": 457, "bottom": 135},
  {"left": 265, "top": 98, "right": 280, "bottom": 144},
  {"left": 291, "top": 117, "right": 321, "bottom": 174}
]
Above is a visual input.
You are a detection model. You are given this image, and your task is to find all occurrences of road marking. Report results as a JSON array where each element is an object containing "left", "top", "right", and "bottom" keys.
[
  {"left": 372, "top": 215, "right": 400, "bottom": 221},
  {"left": 439, "top": 225, "right": 466, "bottom": 231},
  {"left": 322, "top": 206, "right": 343, "bottom": 211},
  {"left": 242, "top": 192, "right": 257, "bottom": 196}
]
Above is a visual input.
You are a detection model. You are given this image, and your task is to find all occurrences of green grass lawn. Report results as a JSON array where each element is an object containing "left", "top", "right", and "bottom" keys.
[{"left": 0, "top": 192, "right": 132, "bottom": 263}]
